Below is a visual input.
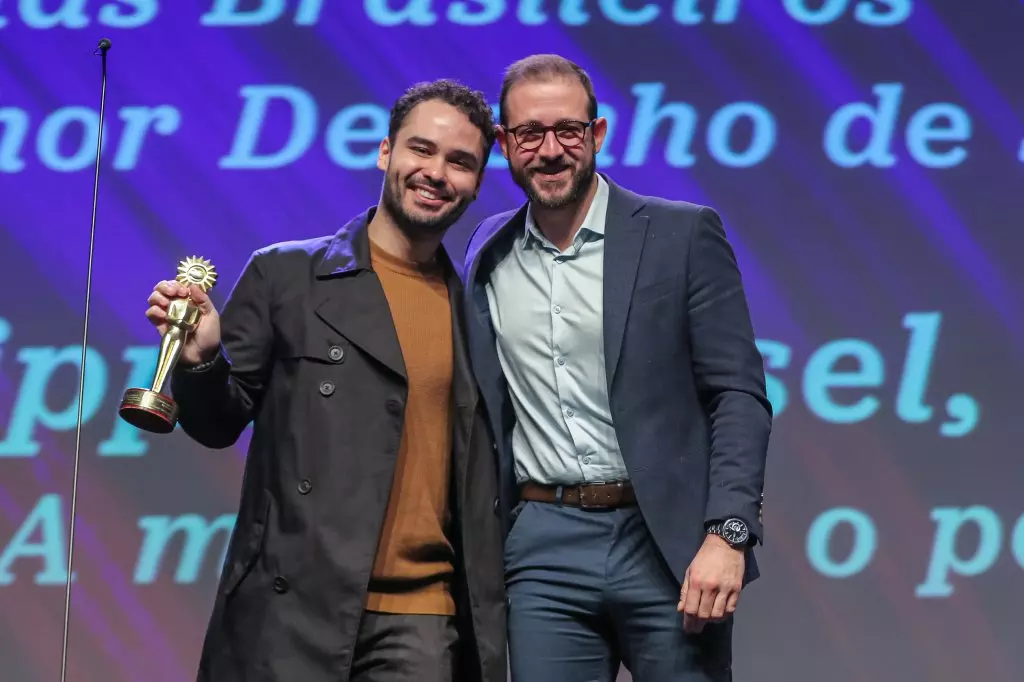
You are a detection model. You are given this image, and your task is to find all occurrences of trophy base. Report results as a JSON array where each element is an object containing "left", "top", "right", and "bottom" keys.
[{"left": 118, "top": 388, "right": 179, "bottom": 434}]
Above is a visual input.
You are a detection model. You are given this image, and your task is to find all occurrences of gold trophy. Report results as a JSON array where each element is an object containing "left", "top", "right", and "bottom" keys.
[{"left": 118, "top": 256, "right": 218, "bottom": 433}]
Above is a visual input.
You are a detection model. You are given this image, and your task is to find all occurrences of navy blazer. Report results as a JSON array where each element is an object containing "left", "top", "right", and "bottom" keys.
[{"left": 463, "top": 174, "right": 772, "bottom": 586}]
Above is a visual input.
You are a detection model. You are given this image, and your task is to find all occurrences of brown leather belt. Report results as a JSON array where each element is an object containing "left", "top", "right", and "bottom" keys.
[{"left": 519, "top": 481, "right": 636, "bottom": 509}]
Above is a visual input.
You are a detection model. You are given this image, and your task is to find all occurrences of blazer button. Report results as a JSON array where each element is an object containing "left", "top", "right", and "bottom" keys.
[
  {"left": 319, "top": 381, "right": 335, "bottom": 396},
  {"left": 272, "top": 576, "right": 289, "bottom": 594},
  {"left": 328, "top": 345, "right": 344, "bottom": 362},
  {"left": 297, "top": 479, "right": 312, "bottom": 495}
]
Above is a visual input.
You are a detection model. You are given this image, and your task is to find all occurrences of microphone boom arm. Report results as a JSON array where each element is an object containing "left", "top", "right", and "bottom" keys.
[{"left": 61, "top": 36, "right": 111, "bottom": 682}]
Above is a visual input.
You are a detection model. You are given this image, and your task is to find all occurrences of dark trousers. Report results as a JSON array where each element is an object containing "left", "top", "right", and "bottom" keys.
[
  {"left": 505, "top": 501, "right": 733, "bottom": 682},
  {"left": 349, "top": 612, "right": 457, "bottom": 682}
]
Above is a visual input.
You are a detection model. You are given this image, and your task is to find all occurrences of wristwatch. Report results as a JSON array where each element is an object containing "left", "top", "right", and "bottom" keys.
[{"left": 706, "top": 517, "right": 750, "bottom": 547}]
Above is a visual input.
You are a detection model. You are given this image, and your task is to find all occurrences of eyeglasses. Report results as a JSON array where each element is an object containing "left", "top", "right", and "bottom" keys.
[{"left": 504, "top": 119, "right": 595, "bottom": 151}]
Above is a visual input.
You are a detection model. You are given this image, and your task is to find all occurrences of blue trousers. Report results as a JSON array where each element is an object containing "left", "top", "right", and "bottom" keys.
[{"left": 504, "top": 501, "right": 733, "bottom": 682}]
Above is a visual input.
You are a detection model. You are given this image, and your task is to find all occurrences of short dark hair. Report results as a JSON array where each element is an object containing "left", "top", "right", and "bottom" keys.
[
  {"left": 499, "top": 54, "right": 599, "bottom": 127},
  {"left": 388, "top": 79, "right": 496, "bottom": 166}
]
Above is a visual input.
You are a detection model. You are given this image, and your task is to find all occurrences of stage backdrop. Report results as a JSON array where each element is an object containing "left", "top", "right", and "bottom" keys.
[{"left": 1, "top": 2, "right": 1022, "bottom": 681}]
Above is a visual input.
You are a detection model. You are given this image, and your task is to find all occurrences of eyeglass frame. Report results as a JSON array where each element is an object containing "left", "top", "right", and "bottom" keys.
[{"left": 502, "top": 119, "right": 598, "bottom": 152}]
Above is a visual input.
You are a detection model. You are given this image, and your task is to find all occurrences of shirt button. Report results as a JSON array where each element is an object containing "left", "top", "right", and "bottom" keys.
[
  {"left": 272, "top": 576, "right": 289, "bottom": 594},
  {"left": 557, "top": 357, "right": 565, "bottom": 366},
  {"left": 319, "top": 381, "right": 335, "bottom": 396},
  {"left": 553, "top": 305, "right": 561, "bottom": 314},
  {"left": 297, "top": 479, "right": 312, "bottom": 495},
  {"left": 565, "top": 408, "right": 574, "bottom": 418},
  {"left": 583, "top": 456, "right": 592, "bottom": 464},
  {"left": 386, "top": 399, "right": 403, "bottom": 415}
]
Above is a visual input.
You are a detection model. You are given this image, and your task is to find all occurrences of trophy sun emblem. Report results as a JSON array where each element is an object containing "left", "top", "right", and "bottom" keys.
[{"left": 176, "top": 256, "right": 218, "bottom": 292}]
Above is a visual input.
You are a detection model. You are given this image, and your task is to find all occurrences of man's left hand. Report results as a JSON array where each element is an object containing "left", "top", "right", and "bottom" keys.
[{"left": 677, "top": 534, "right": 744, "bottom": 633}]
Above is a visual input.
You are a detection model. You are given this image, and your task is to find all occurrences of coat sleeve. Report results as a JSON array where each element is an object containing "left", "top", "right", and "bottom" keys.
[
  {"left": 686, "top": 206, "right": 772, "bottom": 544},
  {"left": 170, "top": 250, "right": 274, "bottom": 449}
]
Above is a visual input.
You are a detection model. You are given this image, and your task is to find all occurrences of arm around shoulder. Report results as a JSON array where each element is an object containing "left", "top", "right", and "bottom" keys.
[
  {"left": 687, "top": 206, "right": 772, "bottom": 543},
  {"left": 171, "top": 250, "right": 274, "bottom": 449}
]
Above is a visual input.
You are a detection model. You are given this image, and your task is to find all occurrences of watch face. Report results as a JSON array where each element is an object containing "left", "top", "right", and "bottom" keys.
[{"left": 722, "top": 518, "right": 749, "bottom": 545}]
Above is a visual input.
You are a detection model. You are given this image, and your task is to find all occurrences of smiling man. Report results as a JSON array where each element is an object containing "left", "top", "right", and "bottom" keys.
[
  {"left": 463, "top": 55, "right": 772, "bottom": 682},
  {"left": 146, "top": 80, "right": 507, "bottom": 682}
]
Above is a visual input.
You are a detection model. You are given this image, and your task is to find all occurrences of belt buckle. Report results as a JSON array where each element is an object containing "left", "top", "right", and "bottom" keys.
[{"left": 577, "top": 482, "right": 618, "bottom": 509}]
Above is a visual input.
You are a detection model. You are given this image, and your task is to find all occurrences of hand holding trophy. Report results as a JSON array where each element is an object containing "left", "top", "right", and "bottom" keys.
[{"left": 118, "top": 256, "right": 220, "bottom": 433}]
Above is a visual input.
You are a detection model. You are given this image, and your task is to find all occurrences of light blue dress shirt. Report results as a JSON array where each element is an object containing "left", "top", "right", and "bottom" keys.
[{"left": 484, "top": 175, "right": 629, "bottom": 486}]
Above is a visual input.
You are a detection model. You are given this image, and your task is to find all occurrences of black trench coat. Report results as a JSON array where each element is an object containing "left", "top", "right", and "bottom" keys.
[{"left": 171, "top": 209, "right": 507, "bottom": 682}]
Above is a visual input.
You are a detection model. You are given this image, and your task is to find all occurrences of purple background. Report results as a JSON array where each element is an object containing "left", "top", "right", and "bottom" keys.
[{"left": 1, "top": 2, "right": 1022, "bottom": 681}]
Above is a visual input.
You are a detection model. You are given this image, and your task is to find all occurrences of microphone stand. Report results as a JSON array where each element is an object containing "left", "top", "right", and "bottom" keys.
[{"left": 60, "top": 36, "right": 111, "bottom": 682}]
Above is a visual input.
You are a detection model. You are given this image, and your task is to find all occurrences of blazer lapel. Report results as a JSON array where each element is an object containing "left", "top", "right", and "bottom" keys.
[
  {"left": 602, "top": 178, "right": 649, "bottom": 390},
  {"left": 465, "top": 206, "right": 526, "bottom": 393},
  {"left": 465, "top": 205, "right": 527, "bottom": 309},
  {"left": 314, "top": 273, "right": 407, "bottom": 380},
  {"left": 464, "top": 207, "right": 526, "bottom": 453},
  {"left": 312, "top": 210, "right": 407, "bottom": 380}
]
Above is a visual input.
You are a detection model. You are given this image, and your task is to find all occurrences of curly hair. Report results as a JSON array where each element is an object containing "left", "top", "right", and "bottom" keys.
[{"left": 388, "top": 79, "right": 496, "bottom": 166}]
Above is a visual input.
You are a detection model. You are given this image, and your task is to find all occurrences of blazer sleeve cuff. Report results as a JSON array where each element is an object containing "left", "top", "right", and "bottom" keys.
[
  {"left": 705, "top": 495, "right": 764, "bottom": 546},
  {"left": 171, "top": 348, "right": 230, "bottom": 390}
]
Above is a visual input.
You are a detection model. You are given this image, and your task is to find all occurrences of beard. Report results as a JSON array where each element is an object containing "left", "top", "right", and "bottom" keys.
[
  {"left": 381, "top": 168, "right": 472, "bottom": 238},
  {"left": 512, "top": 152, "right": 596, "bottom": 210}
]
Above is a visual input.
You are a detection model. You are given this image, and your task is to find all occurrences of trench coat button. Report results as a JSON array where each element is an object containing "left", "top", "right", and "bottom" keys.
[
  {"left": 328, "top": 345, "right": 344, "bottom": 362},
  {"left": 319, "top": 381, "right": 335, "bottom": 396},
  {"left": 297, "top": 479, "right": 312, "bottom": 495},
  {"left": 272, "top": 576, "right": 289, "bottom": 594},
  {"left": 386, "top": 399, "right": 402, "bottom": 415}
]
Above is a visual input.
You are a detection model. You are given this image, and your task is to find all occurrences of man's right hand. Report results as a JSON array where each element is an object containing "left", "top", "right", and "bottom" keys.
[{"left": 145, "top": 280, "right": 221, "bottom": 367}]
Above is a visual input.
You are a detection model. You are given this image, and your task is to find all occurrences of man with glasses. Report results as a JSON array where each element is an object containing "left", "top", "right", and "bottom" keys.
[{"left": 462, "top": 54, "right": 772, "bottom": 681}]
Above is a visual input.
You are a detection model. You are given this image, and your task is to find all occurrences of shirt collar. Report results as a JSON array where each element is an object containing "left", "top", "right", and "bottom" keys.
[{"left": 522, "top": 173, "right": 609, "bottom": 250}]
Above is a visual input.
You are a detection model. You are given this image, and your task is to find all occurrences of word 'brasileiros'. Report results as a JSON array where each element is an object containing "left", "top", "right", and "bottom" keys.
[{"left": 0, "top": 0, "right": 914, "bottom": 31}]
